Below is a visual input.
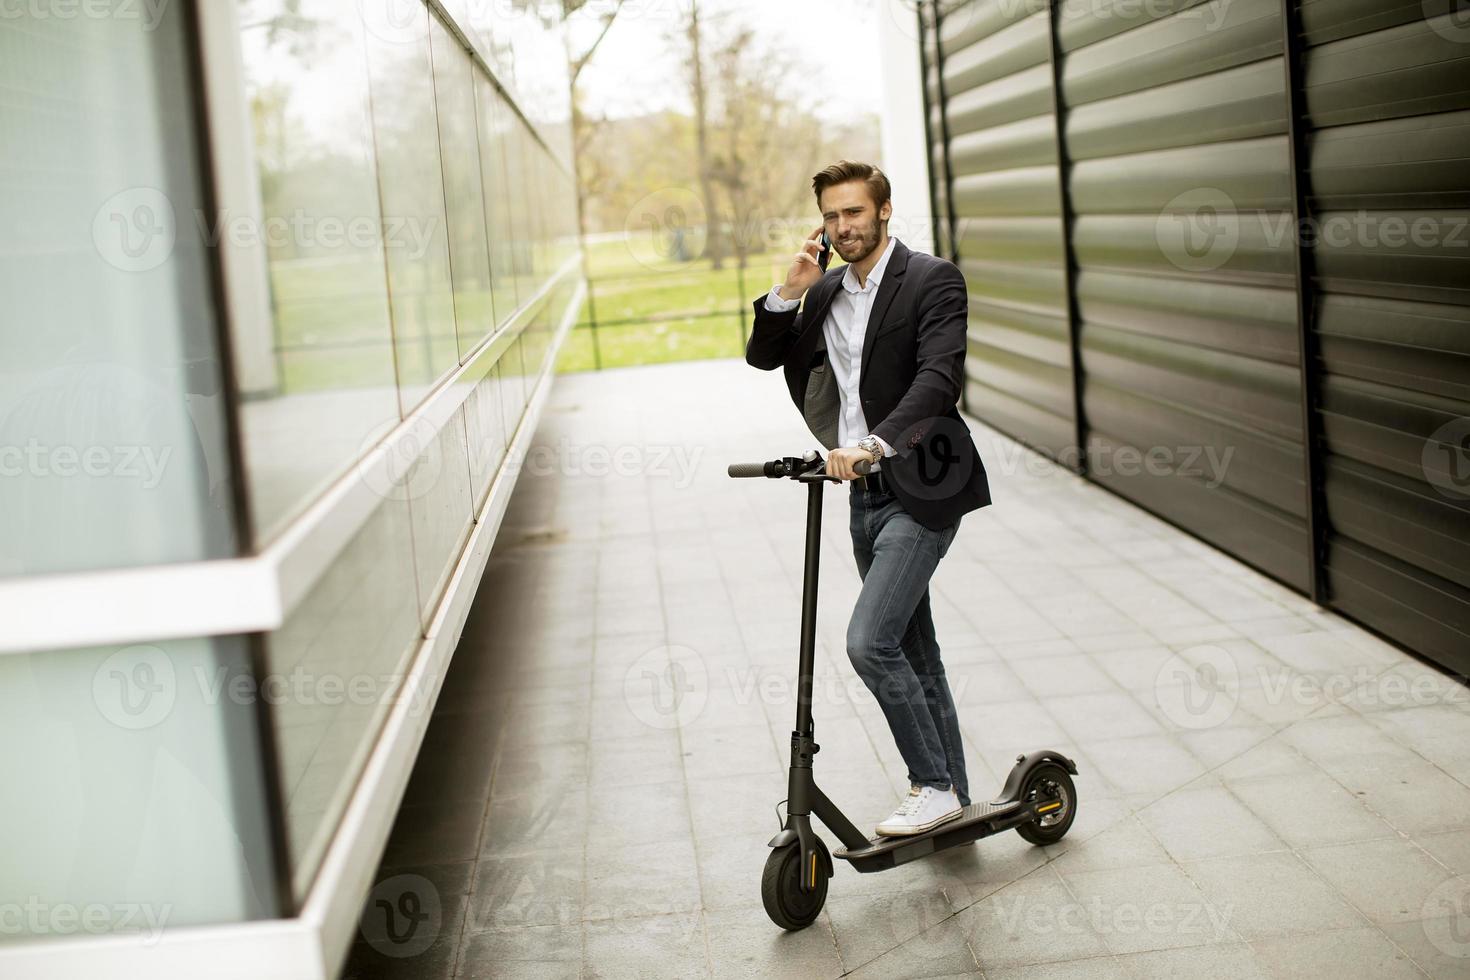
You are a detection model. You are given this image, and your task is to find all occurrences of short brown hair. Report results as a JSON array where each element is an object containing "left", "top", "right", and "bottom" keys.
[{"left": 812, "top": 160, "right": 891, "bottom": 212}]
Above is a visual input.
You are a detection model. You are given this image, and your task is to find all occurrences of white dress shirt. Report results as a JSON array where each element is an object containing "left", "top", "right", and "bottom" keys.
[{"left": 765, "top": 236, "right": 898, "bottom": 469}]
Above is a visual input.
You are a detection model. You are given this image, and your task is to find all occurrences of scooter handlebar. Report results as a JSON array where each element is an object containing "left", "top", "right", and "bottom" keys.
[{"left": 725, "top": 456, "right": 872, "bottom": 478}]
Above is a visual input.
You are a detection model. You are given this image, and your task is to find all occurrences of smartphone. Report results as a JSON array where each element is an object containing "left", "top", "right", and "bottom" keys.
[{"left": 818, "top": 230, "right": 832, "bottom": 271}]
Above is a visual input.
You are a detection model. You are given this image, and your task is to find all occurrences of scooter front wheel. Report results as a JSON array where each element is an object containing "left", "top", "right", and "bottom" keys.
[{"left": 761, "top": 842, "right": 828, "bottom": 930}]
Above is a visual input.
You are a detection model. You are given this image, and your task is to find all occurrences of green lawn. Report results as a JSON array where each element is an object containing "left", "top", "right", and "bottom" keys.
[{"left": 555, "top": 239, "right": 800, "bottom": 373}]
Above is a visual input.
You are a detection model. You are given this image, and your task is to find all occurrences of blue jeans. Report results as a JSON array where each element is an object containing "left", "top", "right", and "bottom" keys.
[{"left": 847, "top": 483, "right": 970, "bottom": 807}]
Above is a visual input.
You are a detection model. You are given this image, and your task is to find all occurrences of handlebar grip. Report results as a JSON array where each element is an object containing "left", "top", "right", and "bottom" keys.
[
  {"left": 854, "top": 458, "right": 873, "bottom": 475},
  {"left": 727, "top": 461, "right": 772, "bottom": 478}
]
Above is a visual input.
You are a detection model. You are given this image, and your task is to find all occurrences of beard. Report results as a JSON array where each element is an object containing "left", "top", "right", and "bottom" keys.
[{"left": 834, "top": 222, "right": 881, "bottom": 263}]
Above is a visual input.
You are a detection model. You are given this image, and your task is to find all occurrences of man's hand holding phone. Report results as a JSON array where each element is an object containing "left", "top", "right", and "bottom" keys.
[{"left": 777, "top": 226, "right": 829, "bottom": 302}]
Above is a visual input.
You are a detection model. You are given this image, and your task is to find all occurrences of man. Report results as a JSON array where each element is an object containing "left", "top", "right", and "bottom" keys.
[{"left": 745, "top": 160, "right": 992, "bottom": 836}]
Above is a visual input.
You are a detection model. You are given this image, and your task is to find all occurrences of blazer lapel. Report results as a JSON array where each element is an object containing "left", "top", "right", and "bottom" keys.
[{"left": 859, "top": 238, "right": 909, "bottom": 389}]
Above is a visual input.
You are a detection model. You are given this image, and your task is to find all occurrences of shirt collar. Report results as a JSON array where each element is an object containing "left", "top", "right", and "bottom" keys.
[{"left": 841, "top": 235, "right": 898, "bottom": 294}]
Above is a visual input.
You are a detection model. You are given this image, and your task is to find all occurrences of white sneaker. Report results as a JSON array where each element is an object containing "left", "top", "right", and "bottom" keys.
[{"left": 875, "top": 784, "right": 963, "bottom": 836}]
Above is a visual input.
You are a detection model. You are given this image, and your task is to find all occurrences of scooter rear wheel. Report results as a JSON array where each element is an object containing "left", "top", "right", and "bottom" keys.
[
  {"left": 1015, "top": 762, "right": 1077, "bottom": 846},
  {"left": 761, "top": 842, "right": 828, "bottom": 930}
]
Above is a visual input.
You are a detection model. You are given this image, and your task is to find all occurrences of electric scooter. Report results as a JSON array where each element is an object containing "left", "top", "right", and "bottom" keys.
[{"left": 728, "top": 449, "right": 1079, "bottom": 931}]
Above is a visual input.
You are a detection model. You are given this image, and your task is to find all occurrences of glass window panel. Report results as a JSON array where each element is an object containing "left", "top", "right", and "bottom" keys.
[
  {"left": 405, "top": 410, "right": 474, "bottom": 624},
  {"left": 363, "top": 1, "right": 459, "bottom": 413},
  {"left": 0, "top": 11, "right": 237, "bottom": 574},
  {"left": 428, "top": 17, "right": 497, "bottom": 360},
  {"left": 503, "top": 117, "right": 537, "bottom": 309},
  {"left": 264, "top": 494, "right": 420, "bottom": 899},
  {"left": 0, "top": 636, "right": 279, "bottom": 934},
  {"left": 464, "top": 365, "right": 508, "bottom": 509},
  {"left": 475, "top": 77, "right": 520, "bottom": 328},
  {"left": 498, "top": 337, "right": 528, "bottom": 440},
  {"left": 233, "top": 0, "right": 402, "bottom": 541}
]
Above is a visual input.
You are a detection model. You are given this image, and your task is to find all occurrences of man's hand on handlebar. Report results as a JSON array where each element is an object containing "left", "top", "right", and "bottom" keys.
[{"left": 827, "top": 446, "right": 877, "bottom": 481}]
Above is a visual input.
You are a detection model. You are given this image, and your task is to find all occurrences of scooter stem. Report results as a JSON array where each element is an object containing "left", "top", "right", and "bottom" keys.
[{"left": 795, "top": 478, "right": 823, "bottom": 737}]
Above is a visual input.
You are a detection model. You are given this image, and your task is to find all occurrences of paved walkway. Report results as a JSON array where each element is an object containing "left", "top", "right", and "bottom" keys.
[{"left": 343, "top": 358, "right": 1470, "bottom": 980}]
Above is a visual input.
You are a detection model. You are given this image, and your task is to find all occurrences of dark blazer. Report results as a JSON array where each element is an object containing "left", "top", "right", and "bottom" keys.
[{"left": 745, "top": 237, "right": 991, "bottom": 530}]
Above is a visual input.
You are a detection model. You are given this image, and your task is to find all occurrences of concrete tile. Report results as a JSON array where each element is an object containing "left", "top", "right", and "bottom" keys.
[
  {"left": 983, "top": 957, "right": 1129, "bottom": 980},
  {"left": 1048, "top": 814, "right": 1174, "bottom": 875},
  {"left": 456, "top": 923, "right": 582, "bottom": 979},
  {"left": 1115, "top": 942, "right": 1266, "bottom": 979},
  {"left": 1333, "top": 761, "right": 1470, "bottom": 837},
  {"left": 582, "top": 908, "right": 709, "bottom": 979},
  {"left": 1055, "top": 863, "right": 1237, "bottom": 954},
  {"left": 1180, "top": 851, "right": 1365, "bottom": 940},
  {"left": 1248, "top": 927, "right": 1423, "bottom": 979},
  {"left": 585, "top": 837, "right": 701, "bottom": 923},
  {"left": 961, "top": 868, "right": 1112, "bottom": 967},
  {"left": 1011, "top": 654, "right": 1122, "bottom": 698},
  {"left": 1380, "top": 916, "right": 1470, "bottom": 980},
  {"left": 1299, "top": 838, "right": 1457, "bottom": 925},
  {"left": 1226, "top": 772, "right": 1396, "bottom": 848},
  {"left": 702, "top": 905, "right": 844, "bottom": 979},
  {"left": 1137, "top": 786, "right": 1284, "bottom": 862}
]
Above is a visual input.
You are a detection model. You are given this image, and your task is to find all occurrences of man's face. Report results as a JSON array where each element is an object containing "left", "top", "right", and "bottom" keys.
[{"left": 819, "top": 180, "right": 892, "bottom": 264}]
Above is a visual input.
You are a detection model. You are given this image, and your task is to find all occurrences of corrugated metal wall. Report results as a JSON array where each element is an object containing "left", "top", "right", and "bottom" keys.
[
  {"left": 927, "top": 0, "right": 1077, "bottom": 458},
  {"left": 1300, "top": 1, "right": 1470, "bottom": 672},
  {"left": 921, "top": 0, "right": 1470, "bottom": 674}
]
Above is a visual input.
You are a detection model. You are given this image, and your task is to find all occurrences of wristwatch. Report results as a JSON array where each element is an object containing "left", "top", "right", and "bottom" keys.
[{"left": 857, "top": 435, "right": 883, "bottom": 463}]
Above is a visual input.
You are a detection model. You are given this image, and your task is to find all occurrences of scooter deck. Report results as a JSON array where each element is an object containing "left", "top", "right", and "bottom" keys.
[{"left": 832, "top": 799, "right": 1028, "bottom": 873}]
